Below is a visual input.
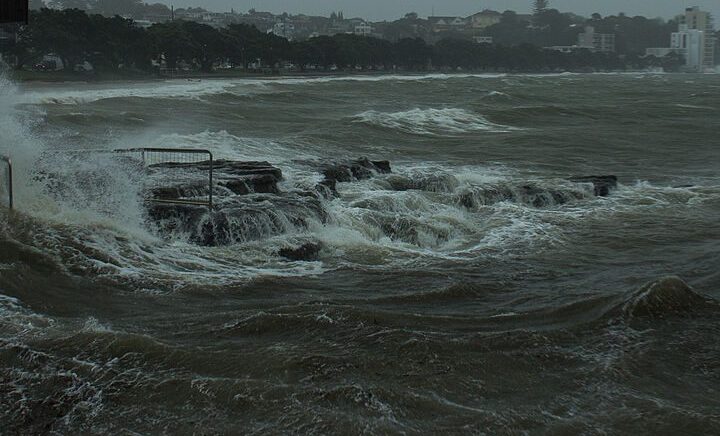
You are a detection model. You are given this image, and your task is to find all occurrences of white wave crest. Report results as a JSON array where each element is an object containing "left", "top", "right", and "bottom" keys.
[
  {"left": 22, "top": 74, "right": 509, "bottom": 105},
  {"left": 352, "top": 108, "right": 518, "bottom": 136},
  {"left": 22, "top": 80, "right": 238, "bottom": 105}
]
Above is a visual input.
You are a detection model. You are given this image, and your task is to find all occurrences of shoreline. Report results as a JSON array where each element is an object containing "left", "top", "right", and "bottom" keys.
[{"left": 8, "top": 68, "right": 686, "bottom": 84}]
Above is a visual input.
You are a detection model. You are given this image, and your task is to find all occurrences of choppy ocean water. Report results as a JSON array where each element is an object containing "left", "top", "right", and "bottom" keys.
[{"left": 1, "top": 72, "right": 719, "bottom": 434}]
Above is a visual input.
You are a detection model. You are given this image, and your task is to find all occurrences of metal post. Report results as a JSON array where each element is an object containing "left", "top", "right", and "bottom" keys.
[
  {"left": 208, "top": 152, "right": 213, "bottom": 210},
  {"left": 113, "top": 148, "right": 214, "bottom": 210},
  {"left": 1, "top": 156, "right": 12, "bottom": 210},
  {"left": 7, "top": 157, "right": 12, "bottom": 210}
]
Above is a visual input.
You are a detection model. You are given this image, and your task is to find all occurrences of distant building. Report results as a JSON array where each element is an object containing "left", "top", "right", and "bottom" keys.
[
  {"left": 641, "top": 7, "right": 716, "bottom": 71},
  {"left": 132, "top": 19, "right": 153, "bottom": 29},
  {"left": 269, "top": 21, "right": 295, "bottom": 39},
  {"left": 41, "top": 54, "right": 64, "bottom": 71},
  {"left": 645, "top": 47, "right": 680, "bottom": 58},
  {"left": 469, "top": 10, "right": 502, "bottom": 29},
  {"left": 354, "top": 22, "right": 374, "bottom": 37},
  {"left": 473, "top": 36, "right": 493, "bottom": 44},
  {"left": 428, "top": 16, "right": 469, "bottom": 33},
  {"left": 545, "top": 45, "right": 586, "bottom": 53},
  {"left": 679, "top": 6, "right": 715, "bottom": 68},
  {"left": 577, "top": 26, "right": 615, "bottom": 53},
  {"left": 672, "top": 25, "right": 707, "bottom": 70}
]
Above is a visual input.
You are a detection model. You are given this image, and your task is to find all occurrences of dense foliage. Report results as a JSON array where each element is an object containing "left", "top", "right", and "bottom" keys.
[
  {"left": 482, "top": 9, "right": 679, "bottom": 52},
  {"left": 2, "top": 8, "right": 686, "bottom": 75}
]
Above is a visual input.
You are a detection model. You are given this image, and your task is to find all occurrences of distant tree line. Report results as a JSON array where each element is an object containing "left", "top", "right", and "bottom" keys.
[
  {"left": 39, "top": 0, "right": 172, "bottom": 19},
  {"left": 482, "top": 8, "right": 680, "bottom": 54},
  {"left": 2, "top": 8, "right": 684, "bottom": 75}
]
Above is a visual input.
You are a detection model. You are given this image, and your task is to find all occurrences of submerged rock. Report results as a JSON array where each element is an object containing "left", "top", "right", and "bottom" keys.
[
  {"left": 315, "top": 180, "right": 337, "bottom": 199},
  {"left": 568, "top": 175, "right": 618, "bottom": 197},
  {"left": 147, "top": 194, "right": 327, "bottom": 246},
  {"left": 278, "top": 242, "right": 323, "bottom": 261},
  {"left": 455, "top": 183, "right": 587, "bottom": 209},
  {"left": 218, "top": 173, "right": 280, "bottom": 195},
  {"left": 143, "top": 157, "right": 619, "bottom": 248},
  {"left": 143, "top": 157, "right": 393, "bottom": 246},
  {"left": 385, "top": 173, "right": 460, "bottom": 193},
  {"left": 622, "top": 276, "right": 709, "bottom": 319}
]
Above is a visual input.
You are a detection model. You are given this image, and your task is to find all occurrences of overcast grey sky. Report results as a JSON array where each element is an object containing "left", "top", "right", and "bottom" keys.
[{"left": 168, "top": 1, "right": 719, "bottom": 23}]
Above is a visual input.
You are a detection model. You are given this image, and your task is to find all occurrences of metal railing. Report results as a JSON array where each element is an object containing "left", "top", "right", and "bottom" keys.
[
  {"left": 0, "top": 148, "right": 214, "bottom": 212},
  {"left": 114, "top": 148, "right": 214, "bottom": 210},
  {"left": 0, "top": 155, "right": 12, "bottom": 210}
]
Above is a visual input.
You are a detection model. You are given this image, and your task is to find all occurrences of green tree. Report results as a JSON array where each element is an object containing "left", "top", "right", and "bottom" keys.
[
  {"left": 180, "top": 21, "right": 227, "bottom": 72},
  {"left": 147, "top": 21, "right": 193, "bottom": 70},
  {"left": 486, "top": 11, "right": 532, "bottom": 46},
  {"left": 22, "top": 8, "right": 94, "bottom": 69},
  {"left": 87, "top": 14, "right": 150, "bottom": 71},
  {"left": 394, "top": 38, "right": 431, "bottom": 70}
]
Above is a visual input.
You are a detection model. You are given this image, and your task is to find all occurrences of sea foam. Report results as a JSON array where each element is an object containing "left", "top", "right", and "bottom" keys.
[{"left": 352, "top": 108, "right": 518, "bottom": 136}]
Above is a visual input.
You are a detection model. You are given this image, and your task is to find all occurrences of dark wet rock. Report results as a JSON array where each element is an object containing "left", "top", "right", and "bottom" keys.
[
  {"left": 148, "top": 194, "right": 328, "bottom": 246},
  {"left": 622, "top": 276, "right": 710, "bottom": 319},
  {"left": 278, "top": 242, "right": 323, "bottom": 261},
  {"left": 386, "top": 173, "right": 460, "bottom": 193},
  {"left": 149, "top": 160, "right": 283, "bottom": 200},
  {"left": 385, "top": 175, "right": 414, "bottom": 191},
  {"left": 456, "top": 185, "right": 515, "bottom": 209},
  {"left": 150, "top": 184, "right": 209, "bottom": 200},
  {"left": 380, "top": 217, "right": 420, "bottom": 245},
  {"left": 518, "top": 185, "right": 578, "bottom": 207},
  {"left": 316, "top": 180, "right": 337, "bottom": 198},
  {"left": 218, "top": 173, "right": 280, "bottom": 195},
  {"left": 322, "top": 165, "right": 353, "bottom": 183},
  {"left": 321, "top": 158, "right": 393, "bottom": 184},
  {"left": 456, "top": 184, "right": 586, "bottom": 209},
  {"left": 151, "top": 159, "right": 282, "bottom": 179},
  {"left": 568, "top": 175, "right": 618, "bottom": 197},
  {"left": 371, "top": 160, "right": 392, "bottom": 173}
]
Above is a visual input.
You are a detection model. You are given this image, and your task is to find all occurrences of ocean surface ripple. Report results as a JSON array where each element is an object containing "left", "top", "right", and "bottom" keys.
[{"left": 1, "top": 72, "right": 719, "bottom": 434}]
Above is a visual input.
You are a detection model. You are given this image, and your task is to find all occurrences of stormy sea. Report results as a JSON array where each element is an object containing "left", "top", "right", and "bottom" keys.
[{"left": 0, "top": 72, "right": 719, "bottom": 434}]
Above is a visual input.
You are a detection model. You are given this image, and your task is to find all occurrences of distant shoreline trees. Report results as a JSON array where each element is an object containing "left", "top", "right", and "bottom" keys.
[{"left": 1, "top": 8, "right": 684, "bottom": 76}]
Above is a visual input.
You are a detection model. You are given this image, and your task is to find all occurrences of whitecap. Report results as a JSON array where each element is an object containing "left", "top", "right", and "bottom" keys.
[{"left": 352, "top": 108, "right": 519, "bottom": 136}]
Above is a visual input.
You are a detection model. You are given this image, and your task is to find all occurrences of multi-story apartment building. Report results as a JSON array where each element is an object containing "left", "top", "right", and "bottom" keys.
[
  {"left": 680, "top": 6, "right": 715, "bottom": 68},
  {"left": 577, "top": 26, "right": 616, "bottom": 53}
]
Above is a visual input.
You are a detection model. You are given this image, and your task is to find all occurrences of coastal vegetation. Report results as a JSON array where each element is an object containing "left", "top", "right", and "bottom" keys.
[{"left": 1, "top": 7, "right": 688, "bottom": 78}]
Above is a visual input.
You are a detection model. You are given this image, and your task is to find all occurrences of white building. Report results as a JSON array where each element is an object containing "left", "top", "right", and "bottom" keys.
[
  {"left": 672, "top": 26, "right": 706, "bottom": 70},
  {"left": 469, "top": 10, "right": 502, "bottom": 29},
  {"left": 269, "top": 22, "right": 295, "bottom": 40},
  {"left": 577, "top": 26, "right": 615, "bottom": 53},
  {"left": 681, "top": 6, "right": 715, "bottom": 68},
  {"left": 132, "top": 19, "right": 153, "bottom": 29},
  {"left": 473, "top": 36, "right": 493, "bottom": 44},
  {"left": 354, "top": 22, "right": 374, "bottom": 37},
  {"left": 645, "top": 7, "right": 716, "bottom": 71}
]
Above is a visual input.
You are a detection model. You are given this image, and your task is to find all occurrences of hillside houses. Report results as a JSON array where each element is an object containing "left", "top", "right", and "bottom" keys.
[
  {"left": 469, "top": 10, "right": 503, "bottom": 29},
  {"left": 125, "top": 6, "right": 516, "bottom": 44}
]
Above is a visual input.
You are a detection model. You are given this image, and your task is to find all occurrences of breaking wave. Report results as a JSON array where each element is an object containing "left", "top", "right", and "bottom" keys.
[
  {"left": 23, "top": 74, "right": 510, "bottom": 106},
  {"left": 352, "top": 108, "right": 518, "bottom": 136}
]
